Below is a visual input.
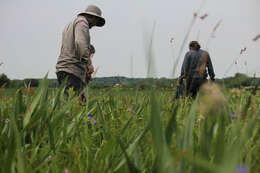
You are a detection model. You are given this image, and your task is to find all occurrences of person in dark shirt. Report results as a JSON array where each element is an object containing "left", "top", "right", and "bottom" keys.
[{"left": 179, "top": 41, "right": 215, "bottom": 98}]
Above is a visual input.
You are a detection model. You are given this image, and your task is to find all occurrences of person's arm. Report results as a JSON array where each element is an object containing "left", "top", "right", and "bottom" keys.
[
  {"left": 180, "top": 52, "right": 190, "bottom": 79},
  {"left": 207, "top": 53, "right": 215, "bottom": 80},
  {"left": 86, "top": 45, "right": 95, "bottom": 75},
  {"left": 74, "top": 21, "right": 91, "bottom": 64},
  {"left": 177, "top": 52, "right": 190, "bottom": 86}
]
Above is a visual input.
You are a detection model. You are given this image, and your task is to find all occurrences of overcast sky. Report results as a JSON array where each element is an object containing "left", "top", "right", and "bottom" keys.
[{"left": 0, "top": 0, "right": 259, "bottom": 79}]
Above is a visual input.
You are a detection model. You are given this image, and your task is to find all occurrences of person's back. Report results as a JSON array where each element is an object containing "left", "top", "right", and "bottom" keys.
[
  {"left": 180, "top": 41, "right": 215, "bottom": 98},
  {"left": 55, "top": 5, "right": 105, "bottom": 102},
  {"left": 186, "top": 49, "right": 214, "bottom": 80},
  {"left": 56, "top": 16, "right": 90, "bottom": 83}
]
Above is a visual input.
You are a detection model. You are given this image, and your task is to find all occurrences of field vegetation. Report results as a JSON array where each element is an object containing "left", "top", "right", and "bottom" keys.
[
  {"left": 0, "top": 75, "right": 260, "bottom": 173},
  {"left": 1, "top": 3, "right": 260, "bottom": 172}
]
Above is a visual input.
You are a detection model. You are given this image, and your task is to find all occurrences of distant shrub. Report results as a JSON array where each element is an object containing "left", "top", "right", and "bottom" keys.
[
  {"left": 0, "top": 73, "right": 10, "bottom": 88},
  {"left": 24, "top": 78, "right": 39, "bottom": 87},
  {"left": 223, "top": 73, "right": 251, "bottom": 88}
]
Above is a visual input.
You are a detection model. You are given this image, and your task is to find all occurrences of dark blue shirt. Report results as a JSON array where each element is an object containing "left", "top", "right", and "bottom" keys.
[{"left": 180, "top": 49, "right": 215, "bottom": 80}]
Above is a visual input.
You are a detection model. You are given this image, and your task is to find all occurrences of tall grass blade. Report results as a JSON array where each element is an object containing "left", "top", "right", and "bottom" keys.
[
  {"left": 183, "top": 100, "right": 197, "bottom": 150},
  {"left": 178, "top": 99, "right": 198, "bottom": 172},
  {"left": 113, "top": 124, "right": 150, "bottom": 172},
  {"left": 150, "top": 91, "right": 175, "bottom": 172},
  {"left": 241, "top": 85, "right": 258, "bottom": 119},
  {"left": 97, "top": 102, "right": 110, "bottom": 140},
  {"left": 118, "top": 138, "right": 141, "bottom": 173},
  {"left": 165, "top": 102, "right": 178, "bottom": 147},
  {"left": 10, "top": 111, "right": 24, "bottom": 173},
  {"left": 143, "top": 21, "right": 157, "bottom": 78},
  {"left": 23, "top": 74, "right": 48, "bottom": 129}
]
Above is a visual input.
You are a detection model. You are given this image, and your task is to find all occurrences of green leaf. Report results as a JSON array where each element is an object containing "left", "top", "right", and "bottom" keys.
[
  {"left": 23, "top": 74, "right": 48, "bottom": 129},
  {"left": 10, "top": 111, "right": 24, "bottom": 173},
  {"left": 113, "top": 124, "right": 150, "bottom": 172},
  {"left": 118, "top": 139, "right": 141, "bottom": 173},
  {"left": 165, "top": 103, "right": 178, "bottom": 147}
]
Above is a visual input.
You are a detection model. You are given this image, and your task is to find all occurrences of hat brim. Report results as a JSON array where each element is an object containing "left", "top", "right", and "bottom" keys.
[{"left": 79, "top": 11, "right": 105, "bottom": 27}]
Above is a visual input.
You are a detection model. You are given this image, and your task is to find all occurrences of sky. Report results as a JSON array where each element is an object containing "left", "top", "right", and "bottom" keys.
[{"left": 0, "top": 0, "right": 259, "bottom": 79}]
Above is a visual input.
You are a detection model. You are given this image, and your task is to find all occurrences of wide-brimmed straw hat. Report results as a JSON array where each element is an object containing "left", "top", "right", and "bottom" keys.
[{"left": 78, "top": 5, "right": 105, "bottom": 27}]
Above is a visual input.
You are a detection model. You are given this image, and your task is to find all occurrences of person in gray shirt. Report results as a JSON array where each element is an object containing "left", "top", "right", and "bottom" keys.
[
  {"left": 179, "top": 41, "right": 215, "bottom": 98},
  {"left": 56, "top": 5, "right": 105, "bottom": 100}
]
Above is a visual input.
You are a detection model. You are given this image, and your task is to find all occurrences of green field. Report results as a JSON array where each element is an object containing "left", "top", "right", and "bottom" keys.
[{"left": 0, "top": 77, "right": 260, "bottom": 173}]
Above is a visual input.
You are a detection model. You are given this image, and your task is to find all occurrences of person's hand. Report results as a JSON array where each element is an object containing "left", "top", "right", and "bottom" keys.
[{"left": 88, "top": 64, "right": 94, "bottom": 74}]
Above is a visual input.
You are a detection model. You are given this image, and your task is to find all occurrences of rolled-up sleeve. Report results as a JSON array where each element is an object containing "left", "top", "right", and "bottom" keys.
[{"left": 75, "top": 21, "right": 91, "bottom": 64}]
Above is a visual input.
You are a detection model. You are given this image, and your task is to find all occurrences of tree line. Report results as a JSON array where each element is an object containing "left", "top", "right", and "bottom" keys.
[{"left": 0, "top": 73, "right": 259, "bottom": 89}]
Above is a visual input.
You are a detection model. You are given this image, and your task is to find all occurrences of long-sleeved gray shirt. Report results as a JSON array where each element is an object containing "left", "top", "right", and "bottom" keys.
[
  {"left": 180, "top": 49, "right": 215, "bottom": 80},
  {"left": 56, "top": 16, "right": 91, "bottom": 83}
]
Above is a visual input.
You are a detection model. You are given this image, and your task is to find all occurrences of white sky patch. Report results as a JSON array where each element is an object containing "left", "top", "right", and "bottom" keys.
[{"left": 0, "top": 0, "right": 259, "bottom": 79}]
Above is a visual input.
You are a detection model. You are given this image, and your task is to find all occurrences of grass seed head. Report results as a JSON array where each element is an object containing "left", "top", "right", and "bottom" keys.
[
  {"left": 198, "top": 82, "right": 227, "bottom": 115},
  {"left": 231, "top": 88, "right": 241, "bottom": 97},
  {"left": 170, "top": 37, "right": 174, "bottom": 44},
  {"left": 213, "top": 20, "right": 222, "bottom": 32},
  {"left": 253, "top": 34, "right": 260, "bottom": 41},
  {"left": 240, "top": 47, "right": 247, "bottom": 55},
  {"left": 200, "top": 13, "right": 208, "bottom": 20}
]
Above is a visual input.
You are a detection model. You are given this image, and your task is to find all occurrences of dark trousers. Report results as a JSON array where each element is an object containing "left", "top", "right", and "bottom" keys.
[
  {"left": 174, "top": 82, "right": 185, "bottom": 100},
  {"left": 186, "top": 77, "right": 206, "bottom": 99},
  {"left": 56, "top": 71, "right": 86, "bottom": 101}
]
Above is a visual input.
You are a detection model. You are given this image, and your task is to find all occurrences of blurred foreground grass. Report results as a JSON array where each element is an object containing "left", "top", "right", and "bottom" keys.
[{"left": 0, "top": 77, "right": 260, "bottom": 173}]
